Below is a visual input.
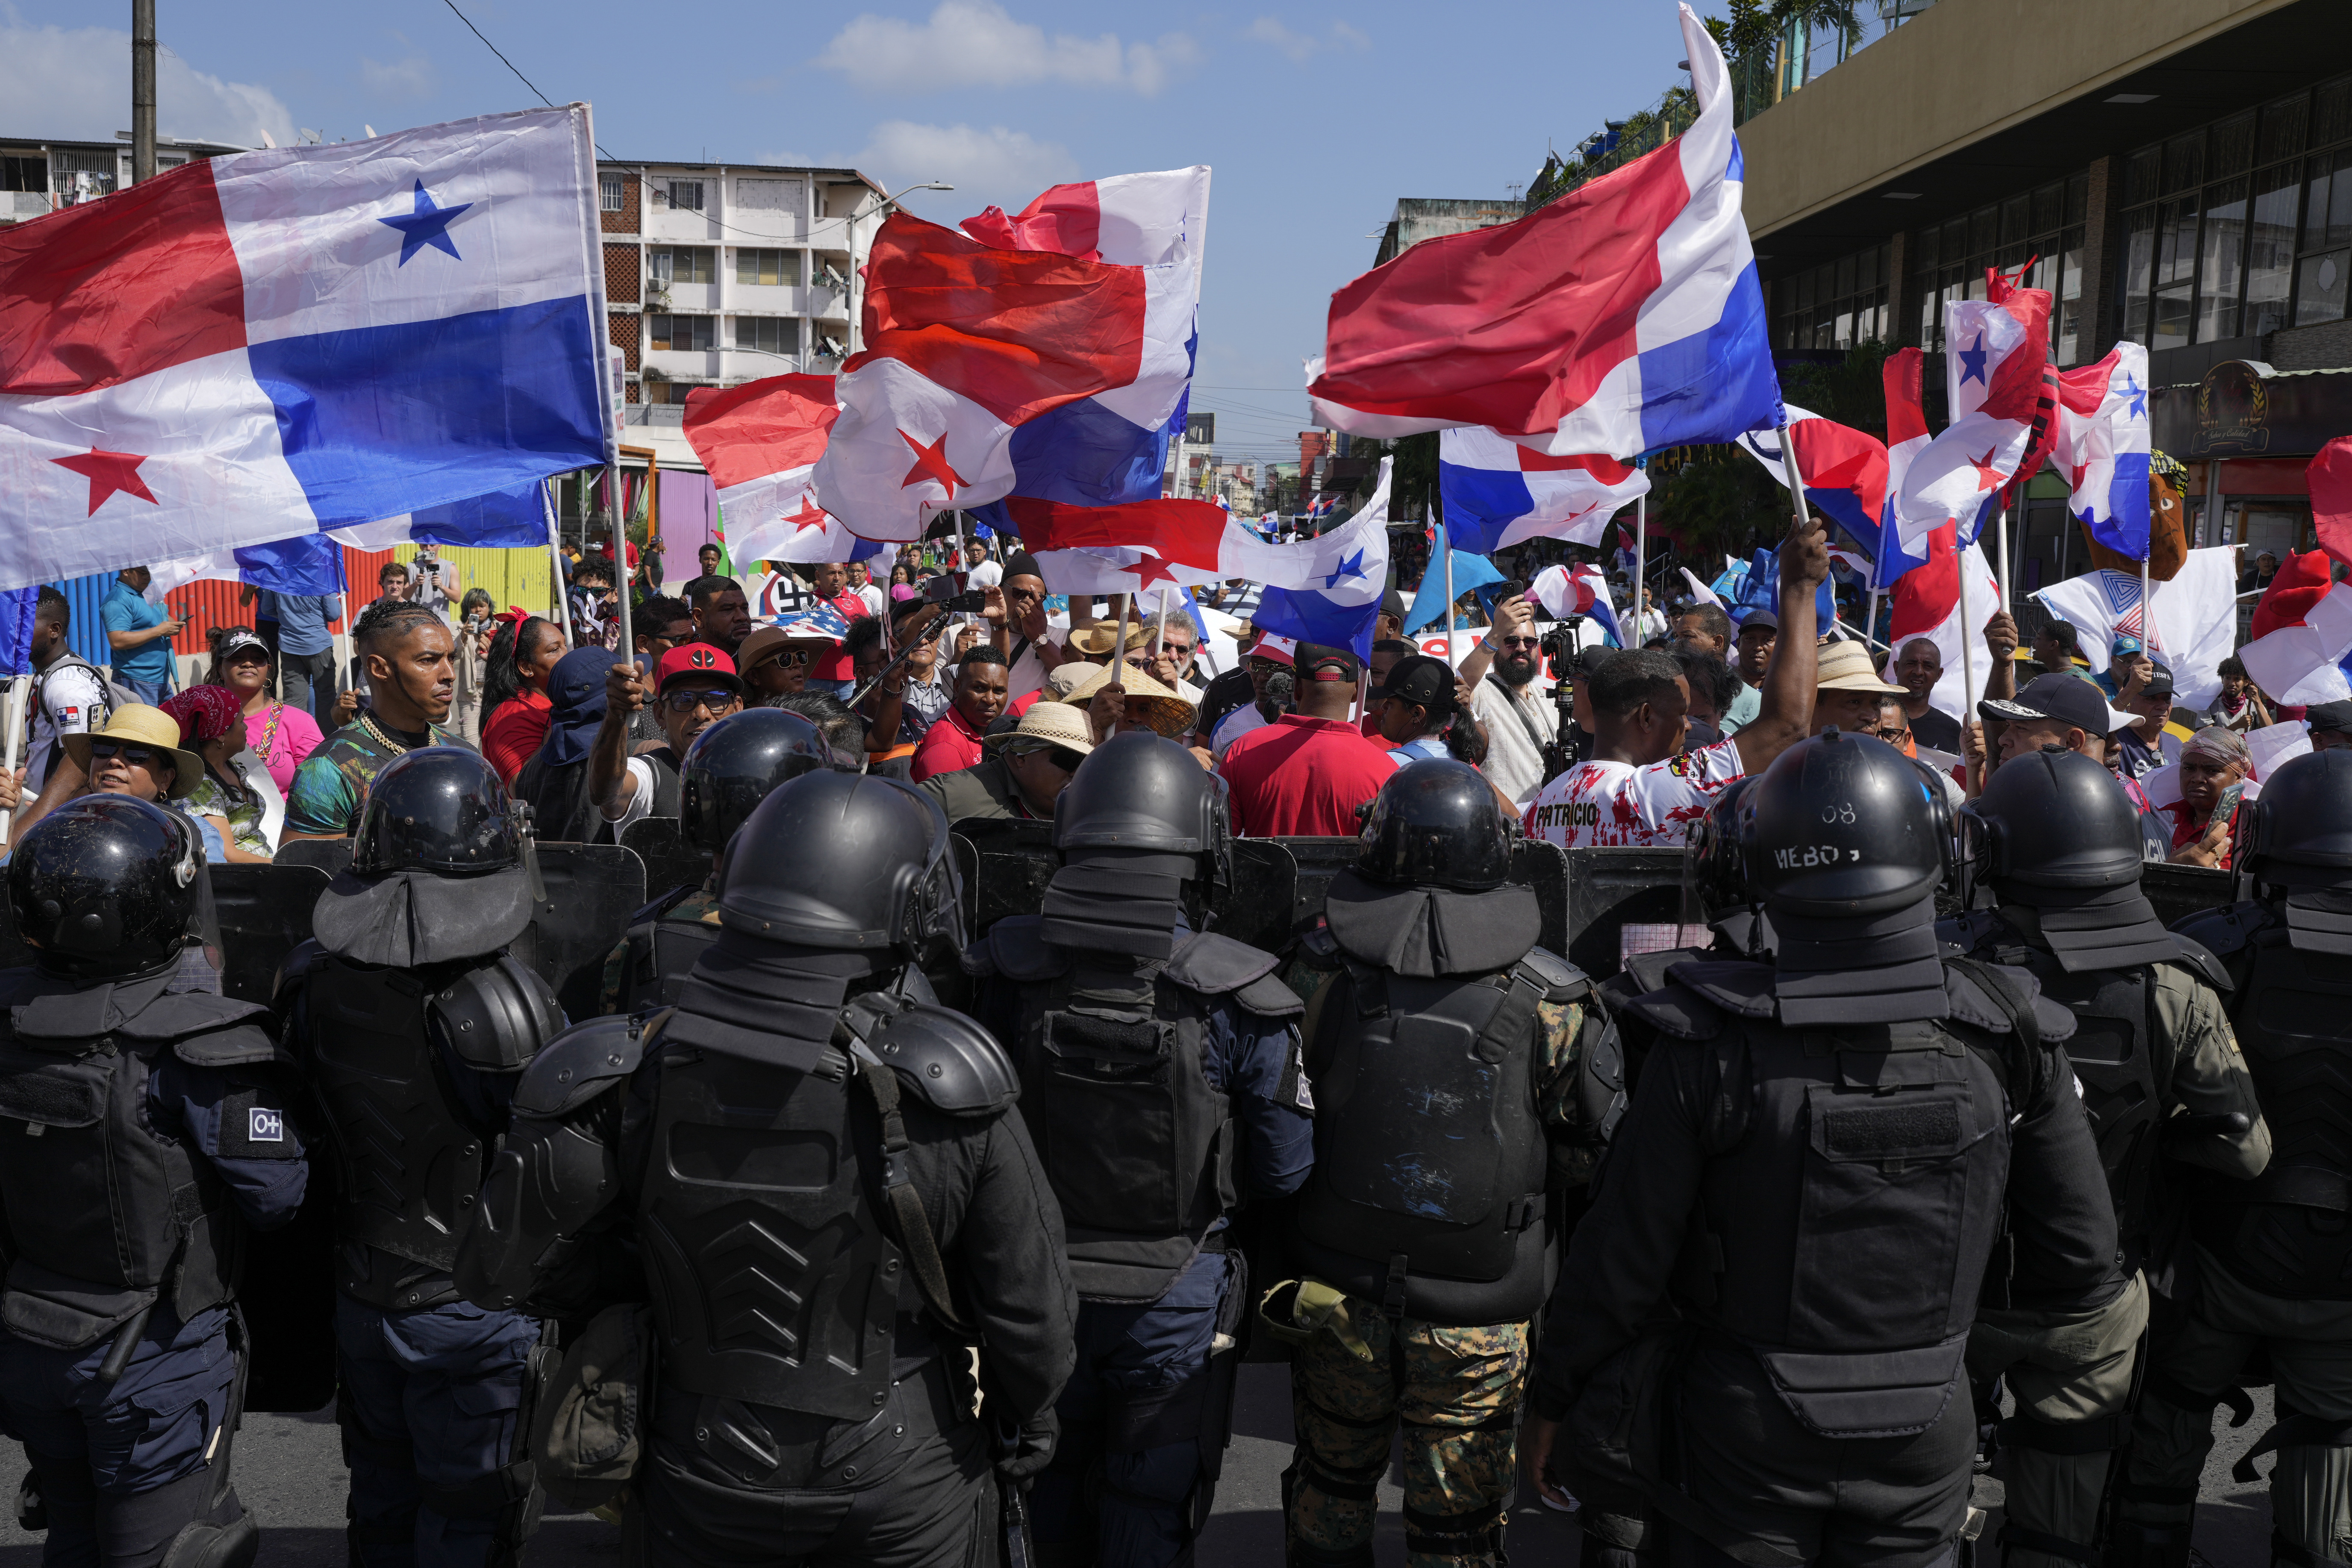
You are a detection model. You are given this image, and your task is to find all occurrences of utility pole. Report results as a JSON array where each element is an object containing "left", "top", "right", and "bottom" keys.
[{"left": 131, "top": 0, "right": 157, "bottom": 183}]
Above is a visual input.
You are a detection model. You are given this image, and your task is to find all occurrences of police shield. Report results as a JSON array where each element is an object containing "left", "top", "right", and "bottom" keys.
[
  {"left": 2141, "top": 861, "right": 2234, "bottom": 930},
  {"left": 618, "top": 815, "right": 711, "bottom": 905},
  {"left": 1561, "top": 847, "right": 1690, "bottom": 978},
  {"left": 0, "top": 862, "right": 329, "bottom": 1006},
  {"left": 510, "top": 844, "right": 650, "bottom": 1022},
  {"left": 1209, "top": 840, "right": 1298, "bottom": 952},
  {"left": 950, "top": 818, "right": 1059, "bottom": 938}
]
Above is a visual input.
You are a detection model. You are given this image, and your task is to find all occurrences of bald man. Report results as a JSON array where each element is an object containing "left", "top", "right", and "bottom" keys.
[{"left": 1893, "top": 637, "right": 1962, "bottom": 753}]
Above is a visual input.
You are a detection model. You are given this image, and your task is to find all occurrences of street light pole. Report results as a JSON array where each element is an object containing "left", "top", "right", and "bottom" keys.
[{"left": 131, "top": 0, "right": 156, "bottom": 184}]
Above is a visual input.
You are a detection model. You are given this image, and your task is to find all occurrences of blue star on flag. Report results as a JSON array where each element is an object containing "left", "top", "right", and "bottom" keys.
[
  {"left": 380, "top": 180, "right": 472, "bottom": 265},
  {"left": 1956, "top": 334, "right": 1989, "bottom": 387},
  {"left": 2122, "top": 375, "right": 2146, "bottom": 419},
  {"left": 1320, "top": 548, "right": 1366, "bottom": 589}
]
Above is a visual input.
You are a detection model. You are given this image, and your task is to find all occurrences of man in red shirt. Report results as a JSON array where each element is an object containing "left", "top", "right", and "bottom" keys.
[
  {"left": 1219, "top": 643, "right": 1398, "bottom": 835},
  {"left": 807, "top": 562, "right": 871, "bottom": 694},
  {"left": 911, "top": 646, "right": 1010, "bottom": 782}
]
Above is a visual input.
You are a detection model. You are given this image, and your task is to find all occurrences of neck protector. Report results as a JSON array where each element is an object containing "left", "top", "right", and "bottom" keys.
[
  {"left": 314, "top": 866, "right": 535, "bottom": 967},
  {"left": 1770, "top": 894, "right": 1949, "bottom": 1026},
  {"left": 1040, "top": 847, "right": 1194, "bottom": 959},
  {"left": 1996, "top": 881, "right": 2179, "bottom": 972},
  {"left": 669, "top": 929, "right": 892, "bottom": 1069},
  {"left": 2282, "top": 888, "right": 2352, "bottom": 956},
  {"left": 1323, "top": 868, "right": 1537, "bottom": 978}
]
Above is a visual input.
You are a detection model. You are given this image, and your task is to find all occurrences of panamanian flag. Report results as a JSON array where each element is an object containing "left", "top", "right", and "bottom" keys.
[{"left": 0, "top": 108, "right": 612, "bottom": 592}]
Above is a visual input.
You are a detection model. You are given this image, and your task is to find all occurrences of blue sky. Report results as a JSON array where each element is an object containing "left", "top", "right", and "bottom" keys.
[{"left": 3, "top": 0, "right": 1681, "bottom": 466}]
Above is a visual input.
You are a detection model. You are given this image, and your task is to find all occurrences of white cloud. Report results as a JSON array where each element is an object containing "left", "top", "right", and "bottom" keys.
[
  {"left": 847, "top": 121, "right": 1078, "bottom": 213},
  {"left": 818, "top": 0, "right": 1197, "bottom": 96},
  {"left": 360, "top": 54, "right": 436, "bottom": 100},
  {"left": 0, "top": 21, "right": 295, "bottom": 148},
  {"left": 1245, "top": 17, "right": 1371, "bottom": 62}
]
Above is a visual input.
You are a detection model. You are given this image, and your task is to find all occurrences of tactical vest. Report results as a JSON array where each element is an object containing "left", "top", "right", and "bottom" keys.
[
  {"left": 610, "top": 889, "right": 721, "bottom": 1015},
  {"left": 301, "top": 949, "right": 548, "bottom": 1304},
  {"left": 1624, "top": 957, "right": 2060, "bottom": 1439},
  {"left": 0, "top": 971, "right": 267, "bottom": 1350},
  {"left": 632, "top": 1009, "right": 910, "bottom": 1419},
  {"left": 1953, "top": 912, "right": 2169, "bottom": 1271},
  {"left": 1290, "top": 954, "right": 1566, "bottom": 1325},
  {"left": 2196, "top": 924, "right": 2352, "bottom": 1299}
]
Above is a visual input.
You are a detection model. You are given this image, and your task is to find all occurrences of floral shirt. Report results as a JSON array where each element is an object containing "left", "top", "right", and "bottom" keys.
[
  {"left": 1521, "top": 737, "right": 1746, "bottom": 849},
  {"left": 183, "top": 772, "right": 270, "bottom": 859}
]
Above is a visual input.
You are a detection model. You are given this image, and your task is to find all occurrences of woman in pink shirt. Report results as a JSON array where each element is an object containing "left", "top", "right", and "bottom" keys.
[{"left": 209, "top": 624, "right": 324, "bottom": 792}]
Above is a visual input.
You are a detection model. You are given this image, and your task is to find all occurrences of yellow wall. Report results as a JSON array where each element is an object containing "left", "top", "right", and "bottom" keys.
[{"left": 386, "top": 544, "right": 564, "bottom": 620}]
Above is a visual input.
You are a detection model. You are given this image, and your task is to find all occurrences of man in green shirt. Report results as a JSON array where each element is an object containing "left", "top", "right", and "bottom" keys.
[{"left": 283, "top": 601, "right": 467, "bottom": 842}]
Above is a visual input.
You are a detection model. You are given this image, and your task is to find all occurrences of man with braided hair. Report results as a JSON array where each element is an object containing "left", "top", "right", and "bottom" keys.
[{"left": 283, "top": 600, "right": 467, "bottom": 842}]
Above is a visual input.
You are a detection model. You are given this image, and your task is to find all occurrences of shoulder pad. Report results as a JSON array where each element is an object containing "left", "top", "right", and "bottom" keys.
[
  {"left": 1515, "top": 946, "right": 1590, "bottom": 1003},
  {"left": 960, "top": 915, "right": 1069, "bottom": 983},
  {"left": 2161, "top": 933, "right": 2236, "bottom": 995},
  {"left": 1938, "top": 910, "right": 1999, "bottom": 956},
  {"left": 1619, "top": 983, "right": 1728, "bottom": 1042},
  {"left": 1163, "top": 932, "right": 1283, "bottom": 997},
  {"left": 857, "top": 999, "right": 1019, "bottom": 1115},
  {"left": 625, "top": 883, "right": 698, "bottom": 927},
  {"left": 274, "top": 939, "right": 326, "bottom": 1000},
  {"left": 1293, "top": 919, "right": 1342, "bottom": 970},
  {"left": 512, "top": 1015, "right": 648, "bottom": 1118},
  {"left": 2173, "top": 900, "right": 2267, "bottom": 959},
  {"left": 1618, "top": 946, "right": 1694, "bottom": 998},
  {"left": 1946, "top": 962, "right": 2078, "bottom": 1045},
  {"left": 1663, "top": 959, "right": 1778, "bottom": 1020},
  {"left": 172, "top": 1022, "right": 290, "bottom": 1070},
  {"left": 117, "top": 991, "right": 274, "bottom": 1042},
  {"left": 1230, "top": 973, "right": 1306, "bottom": 1020},
  {"left": 430, "top": 954, "right": 567, "bottom": 1071}
]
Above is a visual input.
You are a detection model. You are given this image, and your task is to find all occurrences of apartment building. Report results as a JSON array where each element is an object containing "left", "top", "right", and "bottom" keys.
[
  {"left": 0, "top": 133, "right": 245, "bottom": 226},
  {"left": 597, "top": 160, "right": 888, "bottom": 427}
]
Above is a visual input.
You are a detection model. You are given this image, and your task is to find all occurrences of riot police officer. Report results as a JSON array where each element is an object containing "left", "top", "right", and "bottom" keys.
[
  {"left": 0, "top": 797, "right": 309, "bottom": 1566},
  {"left": 601, "top": 706, "right": 852, "bottom": 1013},
  {"left": 1525, "top": 730, "right": 2124, "bottom": 1568},
  {"left": 455, "top": 771, "right": 1077, "bottom": 1566},
  {"left": 2117, "top": 749, "right": 2352, "bottom": 1568},
  {"left": 963, "top": 730, "right": 1316, "bottom": 1568},
  {"left": 1269, "top": 759, "right": 1609, "bottom": 1568},
  {"left": 1946, "top": 746, "right": 2268, "bottom": 1568},
  {"left": 277, "top": 748, "right": 565, "bottom": 1568}
]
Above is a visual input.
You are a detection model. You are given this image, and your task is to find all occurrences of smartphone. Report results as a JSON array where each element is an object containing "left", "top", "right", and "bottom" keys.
[{"left": 2212, "top": 779, "right": 2248, "bottom": 831}]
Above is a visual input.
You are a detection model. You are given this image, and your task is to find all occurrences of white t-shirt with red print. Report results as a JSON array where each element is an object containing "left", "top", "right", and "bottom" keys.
[{"left": 1522, "top": 737, "right": 1746, "bottom": 850}]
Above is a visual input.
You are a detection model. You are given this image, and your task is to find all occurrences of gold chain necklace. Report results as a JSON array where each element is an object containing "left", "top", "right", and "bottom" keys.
[{"left": 359, "top": 712, "right": 418, "bottom": 756}]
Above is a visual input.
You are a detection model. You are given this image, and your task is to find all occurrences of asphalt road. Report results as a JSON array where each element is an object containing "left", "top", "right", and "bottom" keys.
[{"left": 0, "top": 1367, "right": 2280, "bottom": 1566}]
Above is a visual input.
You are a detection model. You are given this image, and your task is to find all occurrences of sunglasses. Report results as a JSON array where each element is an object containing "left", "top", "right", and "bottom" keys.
[
  {"left": 1498, "top": 635, "right": 1542, "bottom": 649},
  {"left": 662, "top": 688, "right": 742, "bottom": 715},
  {"left": 88, "top": 739, "right": 164, "bottom": 768}
]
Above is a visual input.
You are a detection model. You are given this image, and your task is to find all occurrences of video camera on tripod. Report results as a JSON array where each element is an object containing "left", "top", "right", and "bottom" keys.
[{"left": 1538, "top": 617, "right": 1588, "bottom": 785}]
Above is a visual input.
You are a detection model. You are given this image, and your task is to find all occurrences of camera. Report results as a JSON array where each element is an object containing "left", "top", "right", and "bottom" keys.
[{"left": 924, "top": 577, "right": 987, "bottom": 614}]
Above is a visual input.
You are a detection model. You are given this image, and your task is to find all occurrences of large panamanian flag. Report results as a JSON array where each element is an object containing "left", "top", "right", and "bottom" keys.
[
  {"left": 682, "top": 373, "right": 883, "bottom": 565},
  {"left": 1437, "top": 426, "right": 1649, "bottom": 553},
  {"left": 0, "top": 107, "right": 611, "bottom": 592},
  {"left": 1304, "top": 3, "right": 1777, "bottom": 459}
]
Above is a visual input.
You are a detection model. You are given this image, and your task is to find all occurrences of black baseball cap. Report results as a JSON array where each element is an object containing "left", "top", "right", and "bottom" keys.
[
  {"left": 1980, "top": 673, "right": 2134, "bottom": 736},
  {"left": 1380, "top": 588, "right": 1407, "bottom": 623},
  {"left": 2139, "top": 667, "right": 2177, "bottom": 700},
  {"left": 2307, "top": 700, "right": 2352, "bottom": 737},
  {"left": 1738, "top": 609, "right": 1779, "bottom": 633},
  {"left": 1377, "top": 654, "right": 1456, "bottom": 711}
]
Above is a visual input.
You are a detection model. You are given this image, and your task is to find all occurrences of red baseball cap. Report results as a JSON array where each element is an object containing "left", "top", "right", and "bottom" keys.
[
  {"left": 654, "top": 642, "right": 744, "bottom": 694},
  {"left": 1248, "top": 631, "right": 1297, "bottom": 667}
]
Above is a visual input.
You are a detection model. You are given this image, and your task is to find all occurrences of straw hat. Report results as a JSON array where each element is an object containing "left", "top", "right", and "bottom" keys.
[
  {"left": 61, "top": 704, "right": 204, "bottom": 799},
  {"left": 1043, "top": 661, "right": 1103, "bottom": 700},
  {"left": 1066, "top": 621, "right": 1153, "bottom": 659},
  {"left": 1815, "top": 640, "right": 1908, "bottom": 695},
  {"left": 737, "top": 623, "right": 829, "bottom": 677},
  {"left": 1058, "top": 663, "right": 1198, "bottom": 738},
  {"left": 987, "top": 699, "right": 1098, "bottom": 758}
]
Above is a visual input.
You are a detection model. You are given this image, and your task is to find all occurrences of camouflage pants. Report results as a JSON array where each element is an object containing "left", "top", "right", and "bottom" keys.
[{"left": 1285, "top": 1307, "right": 1529, "bottom": 1568}]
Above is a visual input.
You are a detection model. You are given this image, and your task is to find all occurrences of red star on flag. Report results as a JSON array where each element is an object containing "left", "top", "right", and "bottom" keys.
[
  {"left": 51, "top": 447, "right": 158, "bottom": 515},
  {"left": 898, "top": 430, "right": 968, "bottom": 499},
  {"left": 2069, "top": 459, "right": 2091, "bottom": 495},
  {"left": 1129, "top": 552, "right": 1179, "bottom": 590},
  {"left": 1967, "top": 448, "right": 2005, "bottom": 493},
  {"left": 784, "top": 496, "right": 829, "bottom": 535}
]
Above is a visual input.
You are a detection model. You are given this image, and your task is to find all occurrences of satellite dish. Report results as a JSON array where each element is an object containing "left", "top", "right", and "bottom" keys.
[{"left": 365, "top": 124, "right": 378, "bottom": 138}]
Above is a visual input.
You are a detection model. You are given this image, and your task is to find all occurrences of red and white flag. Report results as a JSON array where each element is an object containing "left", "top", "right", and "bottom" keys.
[
  {"left": 2238, "top": 549, "right": 2352, "bottom": 706},
  {"left": 1890, "top": 272, "right": 2051, "bottom": 552},
  {"left": 1887, "top": 524, "right": 2001, "bottom": 722},
  {"left": 682, "top": 374, "right": 872, "bottom": 565}
]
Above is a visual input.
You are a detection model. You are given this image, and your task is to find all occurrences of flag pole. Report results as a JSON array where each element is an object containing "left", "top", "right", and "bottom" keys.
[
  {"left": 1153, "top": 584, "right": 1170, "bottom": 658},
  {"left": 1442, "top": 524, "right": 1458, "bottom": 669},
  {"left": 1865, "top": 586, "right": 1884, "bottom": 653},
  {"left": 0, "top": 674, "right": 28, "bottom": 848},
  {"left": 1996, "top": 494, "right": 2014, "bottom": 610},
  {"left": 1773, "top": 413, "right": 1813, "bottom": 554},
  {"left": 544, "top": 478, "right": 568, "bottom": 628},
  {"left": 611, "top": 464, "right": 634, "bottom": 663},
  {"left": 1957, "top": 548, "right": 1980, "bottom": 789},
  {"left": 1632, "top": 487, "right": 1648, "bottom": 646}
]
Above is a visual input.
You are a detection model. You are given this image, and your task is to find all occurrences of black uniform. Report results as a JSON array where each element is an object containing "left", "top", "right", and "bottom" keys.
[
  {"left": 275, "top": 748, "right": 565, "bottom": 1568},
  {"left": 0, "top": 796, "right": 310, "bottom": 1568},
  {"left": 2118, "top": 750, "right": 2352, "bottom": 1568},
  {"left": 1944, "top": 747, "right": 2267, "bottom": 1568},
  {"left": 1532, "top": 732, "right": 2124, "bottom": 1568},
  {"left": 963, "top": 730, "right": 1313, "bottom": 1568},
  {"left": 456, "top": 770, "right": 1077, "bottom": 1568}
]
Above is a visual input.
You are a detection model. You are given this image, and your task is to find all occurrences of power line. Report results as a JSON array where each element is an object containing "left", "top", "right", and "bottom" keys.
[{"left": 439, "top": 0, "right": 560, "bottom": 114}]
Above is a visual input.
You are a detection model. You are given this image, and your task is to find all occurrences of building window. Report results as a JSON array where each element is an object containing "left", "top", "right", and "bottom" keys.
[
  {"left": 664, "top": 179, "right": 704, "bottom": 212},
  {"left": 1771, "top": 243, "right": 1889, "bottom": 352},
  {"left": 600, "top": 173, "right": 624, "bottom": 212},
  {"left": 735, "top": 177, "right": 802, "bottom": 213},
  {"left": 735, "top": 248, "right": 801, "bottom": 286},
  {"left": 2117, "top": 74, "right": 2352, "bottom": 348},
  {"left": 0, "top": 154, "right": 46, "bottom": 192},
  {"left": 1907, "top": 173, "right": 2087, "bottom": 361},
  {"left": 50, "top": 148, "right": 118, "bottom": 206},
  {"left": 648, "top": 247, "right": 716, "bottom": 285},
  {"left": 734, "top": 317, "right": 799, "bottom": 355},
  {"left": 645, "top": 315, "right": 715, "bottom": 353}
]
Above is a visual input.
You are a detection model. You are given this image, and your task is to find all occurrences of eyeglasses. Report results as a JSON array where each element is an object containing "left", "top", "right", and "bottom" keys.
[
  {"left": 760, "top": 648, "right": 811, "bottom": 669},
  {"left": 662, "top": 688, "right": 743, "bottom": 715},
  {"left": 88, "top": 740, "right": 163, "bottom": 768},
  {"left": 1046, "top": 746, "right": 1088, "bottom": 771},
  {"left": 1498, "top": 635, "right": 1542, "bottom": 649}
]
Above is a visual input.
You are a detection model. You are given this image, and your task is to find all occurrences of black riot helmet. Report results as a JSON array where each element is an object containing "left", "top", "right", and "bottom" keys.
[
  {"left": 2241, "top": 749, "right": 2352, "bottom": 890},
  {"left": 1961, "top": 745, "right": 2145, "bottom": 900},
  {"left": 350, "top": 746, "right": 524, "bottom": 875},
  {"left": 1743, "top": 729, "right": 1951, "bottom": 918},
  {"left": 1354, "top": 759, "right": 1511, "bottom": 891},
  {"left": 679, "top": 708, "right": 840, "bottom": 858},
  {"left": 7, "top": 796, "right": 206, "bottom": 978},
  {"left": 714, "top": 771, "right": 963, "bottom": 960},
  {"left": 1053, "top": 731, "right": 1232, "bottom": 887}
]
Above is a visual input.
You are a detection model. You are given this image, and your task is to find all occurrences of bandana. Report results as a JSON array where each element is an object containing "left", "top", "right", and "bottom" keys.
[{"left": 160, "top": 684, "right": 243, "bottom": 745}]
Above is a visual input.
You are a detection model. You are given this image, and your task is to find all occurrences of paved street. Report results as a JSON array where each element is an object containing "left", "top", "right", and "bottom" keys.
[{"left": 0, "top": 1366, "right": 2281, "bottom": 1566}]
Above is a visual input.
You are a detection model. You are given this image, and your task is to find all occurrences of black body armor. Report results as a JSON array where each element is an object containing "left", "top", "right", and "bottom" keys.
[
  {"left": 2178, "top": 900, "right": 2352, "bottom": 1299},
  {"left": 0, "top": 969, "right": 275, "bottom": 1349},
  {"left": 609, "top": 888, "right": 723, "bottom": 1015},
  {"left": 287, "top": 943, "right": 562, "bottom": 1308},
  {"left": 966, "top": 917, "right": 1300, "bottom": 1303},
  {"left": 1617, "top": 955, "right": 2078, "bottom": 1437}
]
